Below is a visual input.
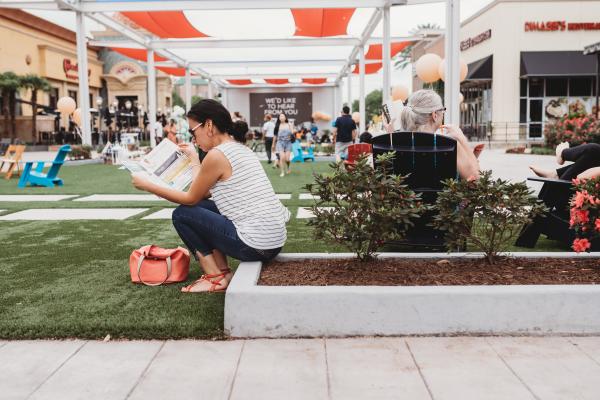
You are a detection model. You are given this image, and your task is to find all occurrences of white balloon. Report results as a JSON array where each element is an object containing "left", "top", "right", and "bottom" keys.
[
  {"left": 72, "top": 108, "right": 82, "bottom": 126},
  {"left": 438, "top": 58, "right": 469, "bottom": 82},
  {"left": 57, "top": 96, "right": 76, "bottom": 115},
  {"left": 415, "top": 54, "right": 442, "bottom": 83}
]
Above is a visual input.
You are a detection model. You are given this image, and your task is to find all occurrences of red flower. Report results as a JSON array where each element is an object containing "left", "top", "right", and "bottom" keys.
[
  {"left": 571, "top": 209, "right": 590, "bottom": 225},
  {"left": 573, "top": 191, "right": 587, "bottom": 208},
  {"left": 573, "top": 238, "right": 591, "bottom": 253},
  {"left": 596, "top": 218, "right": 600, "bottom": 232}
]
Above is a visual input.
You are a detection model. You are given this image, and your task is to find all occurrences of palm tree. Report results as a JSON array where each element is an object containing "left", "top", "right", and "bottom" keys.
[
  {"left": 0, "top": 72, "right": 21, "bottom": 140},
  {"left": 394, "top": 23, "right": 442, "bottom": 71},
  {"left": 21, "top": 74, "right": 51, "bottom": 144}
]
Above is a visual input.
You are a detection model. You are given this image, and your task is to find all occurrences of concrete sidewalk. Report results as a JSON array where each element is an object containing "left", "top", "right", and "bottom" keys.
[{"left": 2, "top": 337, "right": 599, "bottom": 399}]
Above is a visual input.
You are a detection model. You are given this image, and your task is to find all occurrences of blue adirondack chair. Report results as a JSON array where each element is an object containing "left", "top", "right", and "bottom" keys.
[
  {"left": 291, "top": 141, "right": 315, "bottom": 163},
  {"left": 18, "top": 145, "right": 71, "bottom": 188}
]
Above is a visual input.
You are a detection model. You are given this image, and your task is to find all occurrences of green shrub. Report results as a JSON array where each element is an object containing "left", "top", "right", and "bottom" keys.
[
  {"left": 69, "top": 145, "right": 92, "bottom": 160},
  {"left": 305, "top": 153, "right": 427, "bottom": 261},
  {"left": 433, "top": 171, "right": 546, "bottom": 264}
]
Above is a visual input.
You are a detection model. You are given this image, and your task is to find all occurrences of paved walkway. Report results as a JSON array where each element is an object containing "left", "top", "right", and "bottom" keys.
[{"left": 2, "top": 337, "right": 600, "bottom": 399}]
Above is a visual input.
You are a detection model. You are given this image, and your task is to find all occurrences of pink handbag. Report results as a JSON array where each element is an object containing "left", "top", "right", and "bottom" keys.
[{"left": 129, "top": 245, "right": 190, "bottom": 286}]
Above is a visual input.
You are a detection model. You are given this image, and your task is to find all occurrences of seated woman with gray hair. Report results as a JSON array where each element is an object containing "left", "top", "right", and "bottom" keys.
[{"left": 400, "top": 89, "right": 480, "bottom": 180}]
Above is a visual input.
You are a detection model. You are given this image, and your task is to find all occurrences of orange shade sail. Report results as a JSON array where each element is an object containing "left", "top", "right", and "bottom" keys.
[
  {"left": 365, "top": 42, "right": 413, "bottom": 60},
  {"left": 157, "top": 67, "right": 188, "bottom": 76},
  {"left": 302, "top": 78, "right": 328, "bottom": 84},
  {"left": 292, "top": 8, "right": 355, "bottom": 37},
  {"left": 111, "top": 47, "right": 167, "bottom": 62},
  {"left": 121, "top": 11, "right": 208, "bottom": 38},
  {"left": 352, "top": 63, "right": 383, "bottom": 74},
  {"left": 227, "top": 79, "right": 253, "bottom": 85},
  {"left": 265, "top": 79, "right": 289, "bottom": 85}
]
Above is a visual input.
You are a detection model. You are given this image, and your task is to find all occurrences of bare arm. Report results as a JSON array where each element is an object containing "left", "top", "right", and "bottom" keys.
[{"left": 132, "top": 149, "right": 228, "bottom": 205}]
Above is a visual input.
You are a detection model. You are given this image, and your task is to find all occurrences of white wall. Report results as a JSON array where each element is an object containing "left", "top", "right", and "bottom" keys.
[
  {"left": 460, "top": 0, "right": 600, "bottom": 126},
  {"left": 223, "top": 86, "right": 337, "bottom": 130}
]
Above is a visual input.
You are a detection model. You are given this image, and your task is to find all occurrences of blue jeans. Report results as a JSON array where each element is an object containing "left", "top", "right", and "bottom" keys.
[{"left": 171, "top": 200, "right": 281, "bottom": 262}]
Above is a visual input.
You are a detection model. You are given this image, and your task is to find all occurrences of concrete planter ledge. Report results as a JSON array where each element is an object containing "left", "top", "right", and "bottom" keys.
[{"left": 224, "top": 252, "right": 600, "bottom": 338}]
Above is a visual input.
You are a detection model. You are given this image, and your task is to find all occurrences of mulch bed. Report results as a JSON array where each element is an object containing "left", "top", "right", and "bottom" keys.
[{"left": 258, "top": 257, "right": 600, "bottom": 286}]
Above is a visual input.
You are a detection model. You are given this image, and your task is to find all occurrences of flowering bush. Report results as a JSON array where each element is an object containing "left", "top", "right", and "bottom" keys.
[
  {"left": 570, "top": 177, "right": 600, "bottom": 253},
  {"left": 544, "top": 114, "right": 600, "bottom": 148}
]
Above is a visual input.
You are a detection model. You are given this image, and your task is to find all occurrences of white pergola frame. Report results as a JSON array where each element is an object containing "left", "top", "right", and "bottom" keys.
[{"left": 0, "top": 0, "right": 460, "bottom": 146}]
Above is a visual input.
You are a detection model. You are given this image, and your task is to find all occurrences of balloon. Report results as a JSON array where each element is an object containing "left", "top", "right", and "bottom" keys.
[
  {"left": 438, "top": 58, "right": 469, "bottom": 82},
  {"left": 72, "top": 108, "right": 82, "bottom": 126},
  {"left": 391, "top": 85, "right": 409, "bottom": 102},
  {"left": 312, "top": 111, "right": 332, "bottom": 122},
  {"left": 351, "top": 112, "right": 360, "bottom": 123},
  {"left": 415, "top": 53, "right": 442, "bottom": 83},
  {"left": 57, "top": 96, "right": 76, "bottom": 115}
]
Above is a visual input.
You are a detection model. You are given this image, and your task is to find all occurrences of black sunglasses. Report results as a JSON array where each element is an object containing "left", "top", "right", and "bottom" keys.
[{"left": 188, "top": 122, "right": 205, "bottom": 136}]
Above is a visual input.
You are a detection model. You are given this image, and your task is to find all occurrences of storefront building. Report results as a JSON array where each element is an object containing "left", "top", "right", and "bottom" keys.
[
  {"left": 0, "top": 8, "right": 103, "bottom": 142},
  {"left": 412, "top": 0, "right": 600, "bottom": 142}
]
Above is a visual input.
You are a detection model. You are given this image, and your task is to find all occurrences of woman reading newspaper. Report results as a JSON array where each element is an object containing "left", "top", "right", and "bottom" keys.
[{"left": 132, "top": 99, "right": 290, "bottom": 293}]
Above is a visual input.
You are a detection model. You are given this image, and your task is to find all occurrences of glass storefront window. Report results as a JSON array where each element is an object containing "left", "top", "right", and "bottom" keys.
[
  {"left": 529, "top": 99, "right": 543, "bottom": 122},
  {"left": 529, "top": 124, "right": 542, "bottom": 138},
  {"left": 520, "top": 79, "right": 527, "bottom": 97},
  {"left": 49, "top": 87, "right": 59, "bottom": 110},
  {"left": 546, "top": 78, "right": 568, "bottom": 96},
  {"left": 570, "top": 77, "right": 593, "bottom": 96},
  {"left": 519, "top": 99, "right": 527, "bottom": 123},
  {"left": 529, "top": 78, "right": 544, "bottom": 97},
  {"left": 68, "top": 90, "right": 78, "bottom": 106}
]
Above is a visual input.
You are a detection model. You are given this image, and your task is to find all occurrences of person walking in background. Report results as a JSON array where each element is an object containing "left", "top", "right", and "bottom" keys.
[
  {"left": 262, "top": 114, "right": 275, "bottom": 164},
  {"left": 332, "top": 106, "right": 357, "bottom": 162},
  {"left": 272, "top": 113, "right": 294, "bottom": 177}
]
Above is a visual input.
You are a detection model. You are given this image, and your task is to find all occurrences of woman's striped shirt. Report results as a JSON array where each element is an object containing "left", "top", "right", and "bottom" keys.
[{"left": 210, "top": 141, "right": 290, "bottom": 249}]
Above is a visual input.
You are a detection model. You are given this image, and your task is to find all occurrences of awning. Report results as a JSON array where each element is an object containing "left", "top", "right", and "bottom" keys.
[
  {"left": 584, "top": 42, "right": 600, "bottom": 55},
  {"left": 291, "top": 8, "right": 355, "bottom": 37},
  {"left": 520, "top": 51, "right": 597, "bottom": 77},
  {"left": 465, "top": 55, "right": 492, "bottom": 80}
]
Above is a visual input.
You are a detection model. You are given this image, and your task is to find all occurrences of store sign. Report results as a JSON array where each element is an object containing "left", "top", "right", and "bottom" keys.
[
  {"left": 525, "top": 21, "right": 600, "bottom": 32},
  {"left": 63, "top": 59, "right": 91, "bottom": 80},
  {"left": 460, "top": 29, "right": 491, "bottom": 51},
  {"left": 249, "top": 92, "right": 313, "bottom": 127}
]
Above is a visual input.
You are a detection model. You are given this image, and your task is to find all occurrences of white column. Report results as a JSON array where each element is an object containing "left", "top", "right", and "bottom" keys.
[
  {"left": 184, "top": 67, "right": 192, "bottom": 112},
  {"left": 346, "top": 73, "right": 352, "bottom": 108},
  {"left": 382, "top": 5, "right": 391, "bottom": 106},
  {"left": 207, "top": 78, "right": 213, "bottom": 100},
  {"left": 75, "top": 12, "right": 91, "bottom": 145},
  {"left": 333, "top": 83, "right": 338, "bottom": 117},
  {"left": 147, "top": 49, "right": 157, "bottom": 148},
  {"left": 444, "top": 0, "right": 461, "bottom": 125},
  {"left": 359, "top": 46, "right": 366, "bottom": 133}
]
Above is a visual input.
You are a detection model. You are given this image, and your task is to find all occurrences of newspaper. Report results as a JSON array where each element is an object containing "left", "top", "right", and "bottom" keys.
[{"left": 121, "top": 139, "right": 194, "bottom": 191}]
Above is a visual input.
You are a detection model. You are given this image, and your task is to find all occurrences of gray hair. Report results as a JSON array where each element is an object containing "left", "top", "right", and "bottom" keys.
[{"left": 400, "top": 89, "right": 444, "bottom": 132}]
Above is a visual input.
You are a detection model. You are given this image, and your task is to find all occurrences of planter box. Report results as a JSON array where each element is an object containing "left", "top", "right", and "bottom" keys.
[{"left": 224, "top": 252, "right": 600, "bottom": 338}]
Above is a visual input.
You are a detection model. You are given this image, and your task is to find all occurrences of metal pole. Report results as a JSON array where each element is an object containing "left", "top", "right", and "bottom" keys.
[
  {"left": 382, "top": 5, "right": 391, "bottom": 106},
  {"left": 75, "top": 11, "right": 91, "bottom": 145},
  {"left": 207, "top": 78, "right": 213, "bottom": 100},
  {"left": 184, "top": 67, "right": 192, "bottom": 112},
  {"left": 444, "top": 0, "right": 461, "bottom": 125},
  {"left": 596, "top": 51, "right": 600, "bottom": 118},
  {"left": 359, "top": 46, "right": 366, "bottom": 133},
  {"left": 347, "top": 73, "right": 352, "bottom": 108},
  {"left": 147, "top": 49, "right": 157, "bottom": 148}
]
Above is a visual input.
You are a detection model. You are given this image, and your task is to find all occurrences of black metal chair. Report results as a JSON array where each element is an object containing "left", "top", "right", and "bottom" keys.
[
  {"left": 371, "top": 131, "right": 458, "bottom": 249},
  {"left": 516, "top": 177, "right": 600, "bottom": 250}
]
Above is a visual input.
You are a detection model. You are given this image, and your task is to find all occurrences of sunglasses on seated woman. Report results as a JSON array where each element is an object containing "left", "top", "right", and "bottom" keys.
[{"left": 188, "top": 122, "right": 205, "bottom": 136}]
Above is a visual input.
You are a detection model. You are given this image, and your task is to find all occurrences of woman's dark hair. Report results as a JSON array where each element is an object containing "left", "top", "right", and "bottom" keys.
[
  {"left": 186, "top": 99, "right": 233, "bottom": 134},
  {"left": 274, "top": 113, "right": 288, "bottom": 136},
  {"left": 230, "top": 120, "right": 249, "bottom": 144},
  {"left": 359, "top": 131, "right": 372, "bottom": 144}
]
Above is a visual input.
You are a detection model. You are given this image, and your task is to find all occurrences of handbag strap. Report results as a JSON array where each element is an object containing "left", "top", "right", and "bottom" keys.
[{"left": 137, "top": 254, "right": 172, "bottom": 286}]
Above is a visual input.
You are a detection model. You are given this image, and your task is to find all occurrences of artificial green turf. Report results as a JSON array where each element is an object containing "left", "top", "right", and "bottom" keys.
[{"left": 0, "top": 160, "right": 568, "bottom": 339}]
